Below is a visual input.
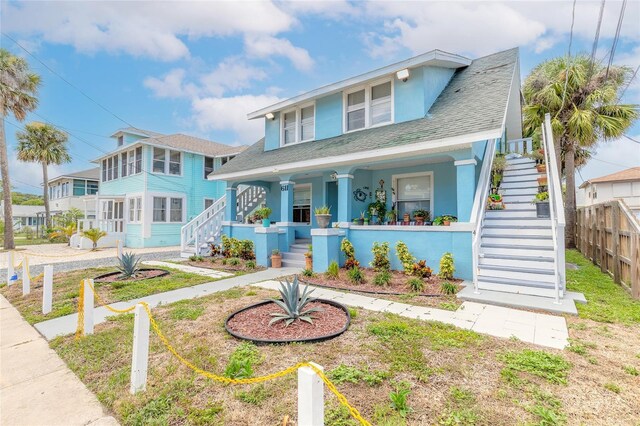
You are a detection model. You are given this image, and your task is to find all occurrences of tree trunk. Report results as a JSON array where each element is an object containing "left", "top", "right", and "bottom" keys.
[
  {"left": 0, "top": 118, "right": 15, "bottom": 249},
  {"left": 555, "top": 135, "right": 564, "bottom": 178},
  {"left": 42, "top": 161, "right": 51, "bottom": 229},
  {"left": 564, "top": 141, "right": 577, "bottom": 248}
]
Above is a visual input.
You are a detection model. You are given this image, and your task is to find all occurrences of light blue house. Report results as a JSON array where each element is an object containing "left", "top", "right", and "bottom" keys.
[
  {"left": 190, "top": 48, "right": 567, "bottom": 302},
  {"left": 72, "top": 127, "right": 243, "bottom": 249}
]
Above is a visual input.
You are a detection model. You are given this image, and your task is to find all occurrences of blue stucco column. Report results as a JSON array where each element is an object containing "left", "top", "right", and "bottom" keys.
[
  {"left": 311, "top": 229, "right": 345, "bottom": 273},
  {"left": 224, "top": 186, "right": 238, "bottom": 223},
  {"left": 279, "top": 180, "right": 295, "bottom": 222},
  {"left": 255, "top": 227, "right": 280, "bottom": 267},
  {"left": 336, "top": 174, "right": 353, "bottom": 225},
  {"left": 454, "top": 159, "right": 477, "bottom": 222}
]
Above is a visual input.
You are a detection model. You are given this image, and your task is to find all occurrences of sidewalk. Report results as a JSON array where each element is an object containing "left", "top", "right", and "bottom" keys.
[{"left": 0, "top": 295, "right": 119, "bottom": 426}]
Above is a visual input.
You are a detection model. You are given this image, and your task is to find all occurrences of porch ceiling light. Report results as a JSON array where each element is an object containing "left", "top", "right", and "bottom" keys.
[
  {"left": 265, "top": 112, "right": 275, "bottom": 120},
  {"left": 396, "top": 68, "right": 410, "bottom": 82}
]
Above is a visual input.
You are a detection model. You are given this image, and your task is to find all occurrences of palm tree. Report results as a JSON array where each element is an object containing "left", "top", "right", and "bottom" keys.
[
  {"left": 50, "top": 223, "right": 77, "bottom": 246},
  {"left": 0, "top": 49, "right": 41, "bottom": 249},
  {"left": 16, "top": 122, "right": 71, "bottom": 228},
  {"left": 523, "top": 55, "right": 638, "bottom": 248},
  {"left": 82, "top": 228, "right": 107, "bottom": 251}
]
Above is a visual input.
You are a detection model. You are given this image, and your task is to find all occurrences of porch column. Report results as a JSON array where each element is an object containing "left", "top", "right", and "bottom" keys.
[
  {"left": 454, "top": 159, "right": 477, "bottom": 222},
  {"left": 280, "top": 180, "right": 295, "bottom": 223},
  {"left": 336, "top": 174, "right": 353, "bottom": 225},
  {"left": 224, "top": 186, "right": 238, "bottom": 223}
]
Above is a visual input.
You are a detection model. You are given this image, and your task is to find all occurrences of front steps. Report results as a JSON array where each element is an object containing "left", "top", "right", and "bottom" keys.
[
  {"left": 281, "top": 239, "right": 310, "bottom": 268},
  {"left": 477, "top": 157, "right": 562, "bottom": 299}
]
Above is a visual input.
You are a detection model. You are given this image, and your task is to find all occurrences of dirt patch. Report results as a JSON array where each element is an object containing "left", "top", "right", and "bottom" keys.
[
  {"left": 94, "top": 268, "right": 169, "bottom": 283},
  {"left": 184, "top": 258, "right": 265, "bottom": 273},
  {"left": 226, "top": 300, "right": 349, "bottom": 342}
]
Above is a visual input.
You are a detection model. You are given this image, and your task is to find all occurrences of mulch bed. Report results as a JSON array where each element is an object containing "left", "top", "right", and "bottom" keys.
[
  {"left": 185, "top": 258, "right": 266, "bottom": 273},
  {"left": 304, "top": 268, "right": 462, "bottom": 296},
  {"left": 94, "top": 268, "right": 169, "bottom": 283},
  {"left": 226, "top": 300, "right": 349, "bottom": 342}
]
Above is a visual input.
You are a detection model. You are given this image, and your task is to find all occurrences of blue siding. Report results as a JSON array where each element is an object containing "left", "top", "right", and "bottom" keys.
[
  {"left": 315, "top": 92, "right": 343, "bottom": 140},
  {"left": 264, "top": 112, "right": 281, "bottom": 151},
  {"left": 423, "top": 67, "right": 455, "bottom": 113},
  {"left": 394, "top": 66, "right": 425, "bottom": 122}
]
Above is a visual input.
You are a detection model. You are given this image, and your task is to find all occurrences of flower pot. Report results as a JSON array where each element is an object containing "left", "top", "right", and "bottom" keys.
[
  {"left": 315, "top": 214, "right": 332, "bottom": 229},
  {"left": 403, "top": 213, "right": 411, "bottom": 223},
  {"left": 388, "top": 221, "right": 396, "bottom": 226},
  {"left": 535, "top": 202, "right": 550, "bottom": 218},
  {"left": 262, "top": 219, "right": 271, "bottom": 227},
  {"left": 271, "top": 254, "right": 282, "bottom": 268},
  {"left": 415, "top": 217, "right": 425, "bottom": 225},
  {"left": 363, "top": 219, "right": 369, "bottom": 226},
  {"left": 357, "top": 219, "right": 364, "bottom": 226},
  {"left": 537, "top": 177, "right": 548, "bottom": 186},
  {"left": 536, "top": 164, "right": 546, "bottom": 173},
  {"left": 443, "top": 220, "right": 451, "bottom": 226},
  {"left": 305, "top": 256, "right": 313, "bottom": 270}
]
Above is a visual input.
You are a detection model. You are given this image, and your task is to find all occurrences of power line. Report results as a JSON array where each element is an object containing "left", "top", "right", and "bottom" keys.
[
  {"left": 590, "top": 157, "right": 637, "bottom": 169},
  {"left": 588, "top": 0, "right": 606, "bottom": 78},
  {"left": 556, "top": 0, "right": 577, "bottom": 120},
  {"left": 1, "top": 32, "right": 136, "bottom": 129},
  {"left": 618, "top": 64, "right": 639, "bottom": 102},
  {"left": 623, "top": 134, "right": 640, "bottom": 144},
  {"left": 605, "top": 0, "right": 627, "bottom": 80}
]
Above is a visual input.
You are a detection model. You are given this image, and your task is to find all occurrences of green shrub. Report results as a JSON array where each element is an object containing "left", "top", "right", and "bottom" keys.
[
  {"left": 245, "top": 260, "right": 256, "bottom": 269},
  {"left": 227, "top": 257, "right": 241, "bottom": 266},
  {"left": 407, "top": 277, "right": 425, "bottom": 292},
  {"left": 438, "top": 252, "right": 455, "bottom": 279},
  {"left": 326, "top": 261, "right": 340, "bottom": 279},
  {"left": 410, "top": 260, "right": 432, "bottom": 278},
  {"left": 370, "top": 241, "right": 391, "bottom": 271},
  {"left": 395, "top": 241, "right": 416, "bottom": 275},
  {"left": 373, "top": 270, "right": 392, "bottom": 286},
  {"left": 347, "top": 266, "right": 364, "bottom": 284},
  {"left": 221, "top": 258, "right": 228, "bottom": 265},
  {"left": 301, "top": 268, "right": 314, "bottom": 277},
  {"left": 389, "top": 381, "right": 412, "bottom": 417},
  {"left": 441, "top": 281, "right": 458, "bottom": 295}
]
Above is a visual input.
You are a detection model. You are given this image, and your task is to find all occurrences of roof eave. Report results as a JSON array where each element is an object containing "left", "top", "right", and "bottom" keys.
[{"left": 247, "top": 49, "right": 471, "bottom": 120}]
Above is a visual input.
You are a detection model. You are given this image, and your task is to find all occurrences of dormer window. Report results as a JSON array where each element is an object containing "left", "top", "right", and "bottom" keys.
[
  {"left": 345, "top": 80, "right": 393, "bottom": 132},
  {"left": 281, "top": 103, "right": 315, "bottom": 146},
  {"left": 117, "top": 135, "right": 124, "bottom": 146}
]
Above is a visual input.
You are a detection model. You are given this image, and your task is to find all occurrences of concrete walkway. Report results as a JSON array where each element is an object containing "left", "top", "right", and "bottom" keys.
[
  {"left": 254, "top": 281, "right": 569, "bottom": 349},
  {"left": 1, "top": 295, "right": 118, "bottom": 425},
  {"left": 35, "top": 267, "right": 300, "bottom": 340},
  {"left": 142, "top": 260, "right": 234, "bottom": 278}
]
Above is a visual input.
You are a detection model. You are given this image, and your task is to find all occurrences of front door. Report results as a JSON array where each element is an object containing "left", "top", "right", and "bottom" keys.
[{"left": 114, "top": 201, "right": 124, "bottom": 232}]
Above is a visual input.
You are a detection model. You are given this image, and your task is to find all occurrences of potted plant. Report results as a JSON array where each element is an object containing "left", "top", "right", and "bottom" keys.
[
  {"left": 533, "top": 191, "right": 550, "bottom": 218},
  {"left": 386, "top": 210, "right": 397, "bottom": 225},
  {"left": 537, "top": 176, "right": 548, "bottom": 186},
  {"left": 257, "top": 207, "right": 272, "bottom": 227},
  {"left": 363, "top": 213, "right": 370, "bottom": 226},
  {"left": 356, "top": 211, "right": 365, "bottom": 226},
  {"left": 304, "top": 245, "right": 313, "bottom": 269},
  {"left": 443, "top": 215, "right": 457, "bottom": 226},
  {"left": 271, "top": 249, "right": 282, "bottom": 268},
  {"left": 402, "top": 212, "right": 411, "bottom": 224},
  {"left": 314, "top": 205, "right": 332, "bottom": 229},
  {"left": 412, "top": 209, "right": 430, "bottom": 225},
  {"left": 487, "top": 193, "right": 505, "bottom": 210}
]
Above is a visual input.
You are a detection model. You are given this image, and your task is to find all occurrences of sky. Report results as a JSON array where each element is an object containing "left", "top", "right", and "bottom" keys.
[{"left": 1, "top": 0, "right": 639, "bottom": 194}]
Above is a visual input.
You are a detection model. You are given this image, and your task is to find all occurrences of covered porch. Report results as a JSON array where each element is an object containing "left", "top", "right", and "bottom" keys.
[
  {"left": 72, "top": 195, "right": 126, "bottom": 249},
  {"left": 221, "top": 141, "right": 488, "bottom": 279}
]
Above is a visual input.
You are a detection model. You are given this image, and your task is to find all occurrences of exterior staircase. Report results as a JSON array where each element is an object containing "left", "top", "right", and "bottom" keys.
[
  {"left": 477, "top": 156, "right": 561, "bottom": 298},
  {"left": 281, "top": 238, "right": 310, "bottom": 268},
  {"left": 180, "top": 186, "right": 266, "bottom": 257}
]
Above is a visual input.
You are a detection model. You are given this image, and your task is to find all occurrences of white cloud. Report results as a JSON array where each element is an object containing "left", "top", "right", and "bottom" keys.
[
  {"left": 200, "top": 58, "right": 268, "bottom": 97},
  {"left": 8, "top": 158, "right": 68, "bottom": 193},
  {"left": 244, "top": 35, "right": 314, "bottom": 71},
  {"left": 191, "top": 94, "right": 283, "bottom": 144},
  {"left": 279, "top": 0, "right": 360, "bottom": 20},
  {"left": 144, "top": 69, "right": 197, "bottom": 99}
]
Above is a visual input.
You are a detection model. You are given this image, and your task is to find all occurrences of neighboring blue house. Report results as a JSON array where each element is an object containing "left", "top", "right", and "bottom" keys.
[
  {"left": 196, "top": 47, "right": 565, "bottom": 302},
  {"left": 72, "top": 127, "right": 244, "bottom": 249}
]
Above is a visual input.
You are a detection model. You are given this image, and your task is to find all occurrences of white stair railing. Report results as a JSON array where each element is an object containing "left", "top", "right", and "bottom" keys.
[
  {"left": 236, "top": 185, "right": 266, "bottom": 222},
  {"left": 541, "top": 113, "right": 566, "bottom": 302},
  {"left": 503, "top": 137, "right": 533, "bottom": 155},
  {"left": 470, "top": 138, "right": 499, "bottom": 293}
]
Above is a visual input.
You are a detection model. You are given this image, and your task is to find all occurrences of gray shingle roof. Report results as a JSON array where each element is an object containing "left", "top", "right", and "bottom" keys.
[
  {"left": 112, "top": 127, "right": 164, "bottom": 138},
  {"left": 142, "top": 134, "right": 246, "bottom": 157},
  {"left": 211, "top": 47, "right": 518, "bottom": 178},
  {"left": 48, "top": 167, "right": 100, "bottom": 183}
]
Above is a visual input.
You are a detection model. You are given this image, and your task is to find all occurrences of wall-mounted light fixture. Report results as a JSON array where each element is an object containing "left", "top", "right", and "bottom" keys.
[
  {"left": 265, "top": 112, "right": 275, "bottom": 120},
  {"left": 330, "top": 172, "right": 338, "bottom": 181},
  {"left": 396, "top": 68, "right": 410, "bottom": 82}
]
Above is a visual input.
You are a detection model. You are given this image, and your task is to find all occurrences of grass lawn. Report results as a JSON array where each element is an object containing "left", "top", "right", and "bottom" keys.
[
  {"left": 0, "top": 267, "right": 235, "bottom": 325},
  {"left": 49, "top": 275, "right": 640, "bottom": 425}
]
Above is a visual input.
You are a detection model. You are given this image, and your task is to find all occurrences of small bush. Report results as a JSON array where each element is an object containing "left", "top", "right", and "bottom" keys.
[
  {"left": 407, "top": 277, "right": 425, "bottom": 292},
  {"left": 441, "top": 281, "right": 458, "bottom": 295},
  {"left": 344, "top": 257, "right": 360, "bottom": 270},
  {"left": 373, "top": 270, "right": 392, "bottom": 286},
  {"left": 301, "top": 268, "right": 314, "bottom": 277},
  {"left": 348, "top": 307, "right": 358, "bottom": 319},
  {"left": 395, "top": 241, "right": 416, "bottom": 275},
  {"left": 221, "top": 258, "right": 228, "bottom": 265},
  {"left": 328, "top": 364, "right": 389, "bottom": 386},
  {"left": 347, "top": 266, "right": 364, "bottom": 284},
  {"left": 227, "top": 257, "right": 241, "bottom": 266},
  {"left": 411, "top": 260, "right": 432, "bottom": 278},
  {"left": 245, "top": 260, "right": 256, "bottom": 269},
  {"left": 326, "top": 261, "right": 340, "bottom": 279},
  {"left": 389, "top": 381, "right": 412, "bottom": 417},
  {"left": 224, "top": 343, "right": 261, "bottom": 379},
  {"left": 438, "top": 252, "right": 455, "bottom": 279},
  {"left": 370, "top": 241, "right": 391, "bottom": 271}
]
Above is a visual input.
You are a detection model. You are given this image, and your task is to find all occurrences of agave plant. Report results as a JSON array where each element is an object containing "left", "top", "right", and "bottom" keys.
[
  {"left": 269, "top": 276, "right": 322, "bottom": 327},
  {"left": 117, "top": 252, "right": 141, "bottom": 278}
]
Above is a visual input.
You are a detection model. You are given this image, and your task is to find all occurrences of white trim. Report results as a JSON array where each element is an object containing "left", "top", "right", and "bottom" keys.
[
  {"left": 350, "top": 222, "right": 474, "bottom": 232},
  {"left": 210, "top": 129, "right": 500, "bottom": 181},
  {"left": 203, "top": 156, "right": 215, "bottom": 181},
  {"left": 335, "top": 174, "right": 354, "bottom": 180},
  {"left": 279, "top": 101, "right": 316, "bottom": 147},
  {"left": 255, "top": 226, "right": 280, "bottom": 234},
  {"left": 226, "top": 187, "right": 238, "bottom": 193},
  {"left": 280, "top": 180, "right": 296, "bottom": 185},
  {"left": 342, "top": 78, "right": 394, "bottom": 134},
  {"left": 311, "top": 228, "right": 345, "bottom": 236},
  {"left": 392, "top": 171, "right": 435, "bottom": 220},
  {"left": 248, "top": 49, "right": 471, "bottom": 119},
  {"left": 148, "top": 191, "right": 187, "bottom": 224},
  {"left": 454, "top": 159, "right": 478, "bottom": 166}
]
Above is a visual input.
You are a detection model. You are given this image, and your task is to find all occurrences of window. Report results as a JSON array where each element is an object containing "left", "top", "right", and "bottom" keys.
[
  {"left": 153, "top": 147, "right": 165, "bottom": 173},
  {"left": 153, "top": 197, "right": 166, "bottom": 222},
  {"left": 169, "top": 150, "right": 181, "bottom": 175},
  {"left": 204, "top": 157, "right": 215, "bottom": 179},
  {"left": 221, "top": 155, "right": 235, "bottom": 166},
  {"left": 204, "top": 198, "right": 215, "bottom": 209},
  {"left": 135, "top": 147, "right": 142, "bottom": 174},
  {"left": 121, "top": 152, "right": 128, "bottom": 177},
  {"left": 128, "top": 197, "right": 142, "bottom": 222},
  {"left": 73, "top": 180, "right": 86, "bottom": 196},
  {"left": 394, "top": 173, "right": 433, "bottom": 219},
  {"left": 293, "top": 185, "right": 311, "bottom": 223},
  {"left": 102, "top": 153, "right": 123, "bottom": 182},
  {"left": 117, "top": 135, "right": 124, "bottom": 146},
  {"left": 49, "top": 187, "right": 54, "bottom": 200},
  {"left": 102, "top": 160, "right": 107, "bottom": 182},
  {"left": 170, "top": 198, "right": 183, "bottom": 222},
  {"left": 87, "top": 181, "right": 98, "bottom": 195},
  {"left": 345, "top": 80, "right": 393, "bottom": 132},
  {"left": 281, "top": 104, "right": 315, "bottom": 145}
]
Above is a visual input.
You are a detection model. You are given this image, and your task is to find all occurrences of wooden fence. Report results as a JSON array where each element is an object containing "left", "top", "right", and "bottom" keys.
[{"left": 576, "top": 200, "right": 640, "bottom": 299}]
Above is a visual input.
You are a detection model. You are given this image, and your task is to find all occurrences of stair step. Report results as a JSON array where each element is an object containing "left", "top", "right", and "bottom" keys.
[
  {"left": 478, "top": 265, "right": 556, "bottom": 283},
  {"left": 484, "top": 218, "right": 550, "bottom": 227},
  {"left": 477, "top": 279, "right": 559, "bottom": 298},
  {"left": 282, "top": 252, "right": 305, "bottom": 261},
  {"left": 481, "top": 252, "right": 555, "bottom": 262},
  {"left": 506, "top": 158, "right": 535, "bottom": 165},
  {"left": 480, "top": 244, "right": 554, "bottom": 257},
  {"left": 502, "top": 195, "right": 536, "bottom": 203},
  {"left": 282, "top": 259, "right": 306, "bottom": 268},
  {"left": 501, "top": 181, "right": 539, "bottom": 189},
  {"left": 482, "top": 227, "right": 552, "bottom": 237},
  {"left": 501, "top": 203, "right": 538, "bottom": 210},
  {"left": 482, "top": 236, "right": 553, "bottom": 247},
  {"left": 479, "top": 256, "right": 555, "bottom": 270},
  {"left": 501, "top": 187, "right": 538, "bottom": 196},
  {"left": 503, "top": 168, "right": 539, "bottom": 177},
  {"left": 485, "top": 209, "right": 538, "bottom": 218},
  {"left": 502, "top": 175, "right": 540, "bottom": 183}
]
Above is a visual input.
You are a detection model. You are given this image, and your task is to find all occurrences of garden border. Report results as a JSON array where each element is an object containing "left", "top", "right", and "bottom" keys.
[{"left": 94, "top": 268, "right": 170, "bottom": 283}]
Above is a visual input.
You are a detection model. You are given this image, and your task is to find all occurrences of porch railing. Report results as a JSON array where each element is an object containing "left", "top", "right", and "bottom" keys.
[
  {"left": 501, "top": 137, "right": 533, "bottom": 155},
  {"left": 77, "top": 218, "right": 124, "bottom": 233},
  {"left": 541, "top": 113, "right": 566, "bottom": 302},
  {"left": 237, "top": 185, "right": 266, "bottom": 222},
  {"left": 470, "top": 138, "right": 499, "bottom": 292}
]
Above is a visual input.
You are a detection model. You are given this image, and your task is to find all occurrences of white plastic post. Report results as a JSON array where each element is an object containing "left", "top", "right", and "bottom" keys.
[
  {"left": 42, "top": 265, "right": 53, "bottom": 314},
  {"left": 22, "top": 257, "right": 30, "bottom": 296},
  {"left": 298, "top": 362, "right": 324, "bottom": 426},
  {"left": 130, "top": 303, "right": 150, "bottom": 394},
  {"left": 83, "top": 279, "right": 94, "bottom": 335},
  {"left": 6, "top": 252, "right": 14, "bottom": 286},
  {"left": 116, "top": 239, "right": 123, "bottom": 259}
]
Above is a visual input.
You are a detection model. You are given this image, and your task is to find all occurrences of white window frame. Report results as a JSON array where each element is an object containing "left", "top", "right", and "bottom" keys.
[
  {"left": 279, "top": 102, "right": 316, "bottom": 147},
  {"left": 392, "top": 171, "right": 434, "bottom": 220},
  {"left": 292, "top": 183, "right": 312, "bottom": 224},
  {"left": 151, "top": 148, "right": 182, "bottom": 176},
  {"left": 151, "top": 194, "right": 186, "bottom": 223},
  {"left": 203, "top": 156, "right": 215, "bottom": 180},
  {"left": 343, "top": 78, "right": 394, "bottom": 134},
  {"left": 128, "top": 196, "right": 142, "bottom": 223},
  {"left": 204, "top": 198, "right": 215, "bottom": 210}
]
